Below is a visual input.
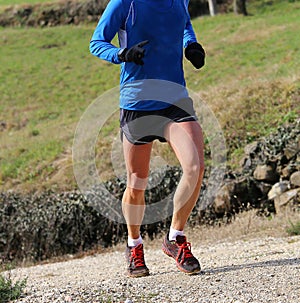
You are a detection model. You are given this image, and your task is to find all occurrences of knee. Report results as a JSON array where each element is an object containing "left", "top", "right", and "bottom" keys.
[
  {"left": 183, "top": 161, "right": 205, "bottom": 180},
  {"left": 123, "top": 187, "right": 145, "bottom": 202},
  {"left": 127, "top": 172, "right": 148, "bottom": 190}
]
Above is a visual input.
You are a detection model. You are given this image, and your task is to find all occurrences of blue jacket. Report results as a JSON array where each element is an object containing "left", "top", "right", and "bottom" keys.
[{"left": 90, "top": 0, "right": 198, "bottom": 110}]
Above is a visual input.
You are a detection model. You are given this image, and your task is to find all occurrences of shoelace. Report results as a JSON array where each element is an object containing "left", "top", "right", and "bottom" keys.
[
  {"left": 176, "top": 241, "right": 193, "bottom": 264},
  {"left": 131, "top": 246, "right": 146, "bottom": 267}
]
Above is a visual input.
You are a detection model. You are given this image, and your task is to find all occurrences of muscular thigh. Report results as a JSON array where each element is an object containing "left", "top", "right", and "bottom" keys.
[{"left": 164, "top": 121, "right": 204, "bottom": 169}]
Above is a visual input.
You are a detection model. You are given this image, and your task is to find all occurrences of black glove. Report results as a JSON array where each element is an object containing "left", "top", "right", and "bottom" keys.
[
  {"left": 185, "top": 42, "right": 205, "bottom": 69},
  {"left": 118, "top": 40, "right": 149, "bottom": 65}
]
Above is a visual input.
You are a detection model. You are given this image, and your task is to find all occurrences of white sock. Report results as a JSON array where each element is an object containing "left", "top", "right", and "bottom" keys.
[
  {"left": 169, "top": 227, "right": 184, "bottom": 241},
  {"left": 128, "top": 235, "right": 143, "bottom": 247}
]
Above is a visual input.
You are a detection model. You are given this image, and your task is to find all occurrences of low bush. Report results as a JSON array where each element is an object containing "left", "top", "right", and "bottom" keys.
[
  {"left": 287, "top": 221, "right": 300, "bottom": 236},
  {"left": 0, "top": 273, "right": 27, "bottom": 303}
]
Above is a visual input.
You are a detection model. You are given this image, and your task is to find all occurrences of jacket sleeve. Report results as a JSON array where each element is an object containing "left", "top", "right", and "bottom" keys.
[
  {"left": 183, "top": 0, "right": 197, "bottom": 48},
  {"left": 89, "top": 0, "right": 128, "bottom": 64}
]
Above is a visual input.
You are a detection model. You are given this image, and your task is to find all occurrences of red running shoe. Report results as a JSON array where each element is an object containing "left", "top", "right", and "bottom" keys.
[
  {"left": 125, "top": 244, "right": 150, "bottom": 277},
  {"left": 162, "top": 234, "right": 201, "bottom": 274}
]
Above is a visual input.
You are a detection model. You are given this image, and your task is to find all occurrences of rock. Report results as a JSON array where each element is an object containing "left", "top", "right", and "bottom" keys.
[
  {"left": 274, "top": 188, "right": 300, "bottom": 213},
  {"left": 212, "top": 177, "right": 265, "bottom": 215},
  {"left": 284, "top": 142, "right": 300, "bottom": 160},
  {"left": 213, "top": 183, "right": 234, "bottom": 214},
  {"left": 290, "top": 171, "right": 300, "bottom": 187},
  {"left": 240, "top": 156, "right": 252, "bottom": 170},
  {"left": 244, "top": 141, "right": 259, "bottom": 156},
  {"left": 268, "top": 181, "right": 289, "bottom": 200},
  {"left": 256, "top": 182, "right": 272, "bottom": 196},
  {"left": 253, "top": 164, "right": 279, "bottom": 183},
  {"left": 281, "top": 165, "right": 296, "bottom": 179}
]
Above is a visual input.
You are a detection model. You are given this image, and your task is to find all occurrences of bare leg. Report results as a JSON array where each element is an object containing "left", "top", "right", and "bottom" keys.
[
  {"left": 164, "top": 121, "right": 205, "bottom": 231},
  {"left": 122, "top": 136, "right": 152, "bottom": 239}
]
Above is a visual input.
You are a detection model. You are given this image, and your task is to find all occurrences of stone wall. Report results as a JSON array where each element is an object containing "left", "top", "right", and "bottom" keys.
[
  {"left": 203, "top": 119, "right": 300, "bottom": 218},
  {"left": 0, "top": 0, "right": 109, "bottom": 27},
  {"left": 0, "top": 0, "right": 212, "bottom": 28}
]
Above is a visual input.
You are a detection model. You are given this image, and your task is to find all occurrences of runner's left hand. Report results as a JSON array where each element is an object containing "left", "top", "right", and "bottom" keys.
[{"left": 185, "top": 42, "right": 205, "bottom": 69}]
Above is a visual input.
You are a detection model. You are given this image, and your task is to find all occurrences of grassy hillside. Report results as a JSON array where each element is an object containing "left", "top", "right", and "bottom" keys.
[{"left": 0, "top": 0, "right": 299, "bottom": 192}]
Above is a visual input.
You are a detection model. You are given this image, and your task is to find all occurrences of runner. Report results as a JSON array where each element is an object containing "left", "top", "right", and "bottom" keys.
[{"left": 90, "top": 0, "right": 206, "bottom": 277}]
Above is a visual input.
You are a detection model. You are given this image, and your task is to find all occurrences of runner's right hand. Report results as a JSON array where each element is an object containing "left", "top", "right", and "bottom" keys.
[{"left": 120, "top": 40, "right": 149, "bottom": 65}]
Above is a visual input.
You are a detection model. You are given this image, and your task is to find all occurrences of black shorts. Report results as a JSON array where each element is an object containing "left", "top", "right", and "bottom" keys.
[{"left": 120, "top": 98, "right": 198, "bottom": 145}]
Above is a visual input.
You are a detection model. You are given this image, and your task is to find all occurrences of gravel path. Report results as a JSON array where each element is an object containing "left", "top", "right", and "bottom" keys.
[{"left": 8, "top": 235, "right": 300, "bottom": 303}]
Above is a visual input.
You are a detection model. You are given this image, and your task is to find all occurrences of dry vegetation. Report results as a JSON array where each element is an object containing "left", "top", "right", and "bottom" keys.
[{"left": 142, "top": 209, "right": 300, "bottom": 251}]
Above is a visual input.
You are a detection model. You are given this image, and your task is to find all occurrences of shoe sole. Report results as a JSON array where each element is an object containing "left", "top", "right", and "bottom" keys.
[
  {"left": 162, "top": 245, "right": 201, "bottom": 275},
  {"left": 127, "top": 271, "right": 150, "bottom": 278}
]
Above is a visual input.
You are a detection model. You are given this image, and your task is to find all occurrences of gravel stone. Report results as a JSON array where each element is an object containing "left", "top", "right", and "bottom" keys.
[{"left": 5, "top": 235, "right": 300, "bottom": 303}]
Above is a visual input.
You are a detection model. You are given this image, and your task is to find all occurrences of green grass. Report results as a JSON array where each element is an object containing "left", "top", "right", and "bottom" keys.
[
  {"left": 186, "top": 0, "right": 300, "bottom": 89},
  {"left": 0, "top": 25, "right": 120, "bottom": 189},
  {"left": 0, "top": 0, "right": 299, "bottom": 191}
]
